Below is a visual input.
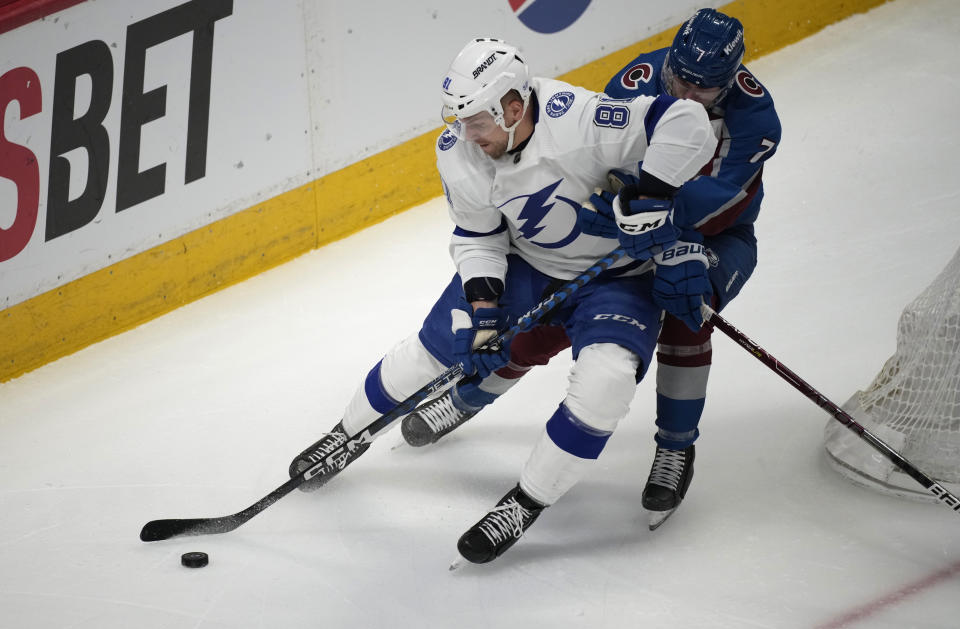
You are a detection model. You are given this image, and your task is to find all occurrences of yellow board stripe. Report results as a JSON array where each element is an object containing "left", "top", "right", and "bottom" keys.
[
  {"left": 2, "top": 183, "right": 318, "bottom": 379},
  {"left": 0, "top": 0, "right": 888, "bottom": 382},
  {"left": 314, "top": 131, "right": 442, "bottom": 244}
]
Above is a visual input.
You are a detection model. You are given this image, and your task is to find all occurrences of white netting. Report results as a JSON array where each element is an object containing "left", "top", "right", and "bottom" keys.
[{"left": 824, "top": 245, "right": 960, "bottom": 500}]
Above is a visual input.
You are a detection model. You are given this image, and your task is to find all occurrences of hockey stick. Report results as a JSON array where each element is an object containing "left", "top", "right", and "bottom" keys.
[
  {"left": 703, "top": 305, "right": 960, "bottom": 515},
  {"left": 140, "top": 248, "right": 629, "bottom": 542}
]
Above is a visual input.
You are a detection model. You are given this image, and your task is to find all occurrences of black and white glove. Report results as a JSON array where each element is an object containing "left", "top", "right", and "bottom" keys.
[{"left": 613, "top": 185, "right": 680, "bottom": 261}]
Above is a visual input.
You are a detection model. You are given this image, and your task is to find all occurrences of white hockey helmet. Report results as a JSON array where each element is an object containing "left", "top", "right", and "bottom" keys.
[{"left": 440, "top": 38, "right": 532, "bottom": 146}]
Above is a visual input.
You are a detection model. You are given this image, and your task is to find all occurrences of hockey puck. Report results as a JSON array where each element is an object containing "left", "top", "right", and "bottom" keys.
[{"left": 181, "top": 551, "right": 209, "bottom": 568}]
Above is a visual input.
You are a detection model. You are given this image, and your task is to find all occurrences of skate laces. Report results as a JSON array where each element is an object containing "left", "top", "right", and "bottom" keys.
[
  {"left": 648, "top": 448, "right": 686, "bottom": 490},
  {"left": 417, "top": 394, "right": 470, "bottom": 432},
  {"left": 478, "top": 498, "right": 533, "bottom": 544},
  {"left": 305, "top": 429, "right": 348, "bottom": 465}
]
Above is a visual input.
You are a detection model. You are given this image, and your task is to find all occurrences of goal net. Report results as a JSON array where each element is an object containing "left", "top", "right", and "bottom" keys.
[{"left": 824, "top": 245, "right": 960, "bottom": 501}]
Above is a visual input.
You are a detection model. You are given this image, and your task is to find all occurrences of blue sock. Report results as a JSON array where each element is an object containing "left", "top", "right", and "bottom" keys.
[
  {"left": 654, "top": 393, "right": 703, "bottom": 449},
  {"left": 455, "top": 378, "right": 501, "bottom": 409}
]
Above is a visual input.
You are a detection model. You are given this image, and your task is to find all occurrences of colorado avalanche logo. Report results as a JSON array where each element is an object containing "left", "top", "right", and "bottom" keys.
[
  {"left": 498, "top": 179, "right": 581, "bottom": 249},
  {"left": 619, "top": 62, "right": 654, "bottom": 90},
  {"left": 705, "top": 247, "right": 719, "bottom": 268},
  {"left": 509, "top": 0, "right": 592, "bottom": 34},
  {"left": 545, "top": 91, "right": 575, "bottom": 118},
  {"left": 736, "top": 70, "right": 765, "bottom": 97}
]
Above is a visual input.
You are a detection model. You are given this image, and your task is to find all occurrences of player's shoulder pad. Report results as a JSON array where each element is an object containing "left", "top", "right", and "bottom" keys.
[
  {"left": 535, "top": 77, "right": 592, "bottom": 120},
  {"left": 436, "top": 126, "right": 459, "bottom": 154},
  {"left": 534, "top": 77, "right": 608, "bottom": 139},
  {"left": 435, "top": 129, "right": 492, "bottom": 184},
  {"left": 536, "top": 77, "right": 660, "bottom": 150},
  {"left": 723, "top": 66, "right": 782, "bottom": 139},
  {"left": 604, "top": 48, "right": 668, "bottom": 99}
]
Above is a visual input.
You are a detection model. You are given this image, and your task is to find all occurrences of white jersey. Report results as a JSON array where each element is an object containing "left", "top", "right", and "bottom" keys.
[{"left": 436, "top": 76, "right": 717, "bottom": 282}]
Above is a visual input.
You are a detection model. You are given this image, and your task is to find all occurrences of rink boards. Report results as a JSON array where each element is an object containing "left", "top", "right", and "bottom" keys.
[{"left": 0, "top": 0, "right": 888, "bottom": 382}]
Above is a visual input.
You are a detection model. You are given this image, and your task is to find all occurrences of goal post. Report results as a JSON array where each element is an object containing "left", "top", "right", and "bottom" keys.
[{"left": 824, "top": 245, "right": 960, "bottom": 501}]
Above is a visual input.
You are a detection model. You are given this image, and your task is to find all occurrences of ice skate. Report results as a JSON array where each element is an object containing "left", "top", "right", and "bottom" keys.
[
  {"left": 288, "top": 421, "right": 369, "bottom": 492},
  {"left": 401, "top": 388, "right": 479, "bottom": 447},
  {"left": 457, "top": 484, "right": 546, "bottom": 564},
  {"left": 642, "top": 445, "right": 695, "bottom": 530}
]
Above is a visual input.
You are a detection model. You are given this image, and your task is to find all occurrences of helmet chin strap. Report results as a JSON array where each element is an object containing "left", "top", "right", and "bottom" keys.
[{"left": 499, "top": 99, "right": 529, "bottom": 152}]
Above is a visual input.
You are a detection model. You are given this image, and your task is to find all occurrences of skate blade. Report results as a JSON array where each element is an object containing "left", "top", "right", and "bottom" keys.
[
  {"left": 448, "top": 556, "right": 466, "bottom": 572},
  {"left": 647, "top": 507, "right": 677, "bottom": 531}
]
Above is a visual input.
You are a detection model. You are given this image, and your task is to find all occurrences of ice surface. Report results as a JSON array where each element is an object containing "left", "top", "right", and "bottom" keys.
[{"left": 3, "top": 1, "right": 960, "bottom": 627}]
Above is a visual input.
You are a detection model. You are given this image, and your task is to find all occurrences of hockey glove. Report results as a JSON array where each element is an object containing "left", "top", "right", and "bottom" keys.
[
  {"left": 613, "top": 186, "right": 679, "bottom": 261},
  {"left": 577, "top": 169, "right": 640, "bottom": 238},
  {"left": 452, "top": 302, "right": 511, "bottom": 379},
  {"left": 653, "top": 239, "right": 714, "bottom": 331}
]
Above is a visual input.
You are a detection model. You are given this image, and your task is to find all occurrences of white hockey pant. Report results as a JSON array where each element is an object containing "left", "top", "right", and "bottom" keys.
[
  {"left": 341, "top": 333, "right": 447, "bottom": 437},
  {"left": 521, "top": 343, "right": 640, "bottom": 506}
]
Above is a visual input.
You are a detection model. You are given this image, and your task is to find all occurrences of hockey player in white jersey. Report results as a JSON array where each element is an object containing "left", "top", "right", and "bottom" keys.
[
  {"left": 288, "top": 38, "right": 716, "bottom": 563},
  {"left": 402, "top": 10, "right": 782, "bottom": 531}
]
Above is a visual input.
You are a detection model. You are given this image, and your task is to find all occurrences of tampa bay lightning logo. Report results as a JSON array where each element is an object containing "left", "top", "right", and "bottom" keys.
[
  {"left": 438, "top": 125, "right": 458, "bottom": 151},
  {"left": 545, "top": 91, "right": 575, "bottom": 118},
  {"left": 498, "top": 179, "right": 581, "bottom": 249}
]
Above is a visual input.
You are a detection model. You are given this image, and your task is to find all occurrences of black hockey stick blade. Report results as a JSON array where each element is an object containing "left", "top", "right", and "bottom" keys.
[
  {"left": 140, "top": 517, "right": 240, "bottom": 541},
  {"left": 140, "top": 477, "right": 299, "bottom": 541}
]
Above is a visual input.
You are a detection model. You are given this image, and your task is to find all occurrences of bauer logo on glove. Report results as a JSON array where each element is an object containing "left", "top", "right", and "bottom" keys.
[
  {"left": 658, "top": 241, "right": 706, "bottom": 263},
  {"left": 652, "top": 239, "right": 713, "bottom": 331}
]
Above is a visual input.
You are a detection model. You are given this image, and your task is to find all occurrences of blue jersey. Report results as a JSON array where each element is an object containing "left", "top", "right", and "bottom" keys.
[{"left": 605, "top": 48, "right": 782, "bottom": 236}]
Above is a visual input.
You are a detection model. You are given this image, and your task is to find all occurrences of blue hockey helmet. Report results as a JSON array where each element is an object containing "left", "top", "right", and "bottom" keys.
[{"left": 666, "top": 9, "right": 744, "bottom": 89}]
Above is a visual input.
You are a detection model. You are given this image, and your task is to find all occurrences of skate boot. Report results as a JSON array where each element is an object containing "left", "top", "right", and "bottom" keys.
[
  {"left": 457, "top": 484, "right": 546, "bottom": 564},
  {"left": 401, "top": 388, "right": 480, "bottom": 447},
  {"left": 288, "top": 421, "right": 369, "bottom": 492},
  {"left": 642, "top": 444, "right": 695, "bottom": 530}
]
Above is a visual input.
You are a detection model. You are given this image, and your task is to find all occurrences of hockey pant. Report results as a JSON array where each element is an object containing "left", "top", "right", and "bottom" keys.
[{"left": 339, "top": 255, "right": 661, "bottom": 506}]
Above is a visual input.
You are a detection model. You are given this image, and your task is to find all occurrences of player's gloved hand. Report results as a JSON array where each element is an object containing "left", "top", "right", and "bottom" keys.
[
  {"left": 577, "top": 169, "right": 640, "bottom": 238},
  {"left": 452, "top": 301, "right": 511, "bottom": 379},
  {"left": 613, "top": 185, "right": 680, "bottom": 261},
  {"left": 577, "top": 189, "right": 618, "bottom": 238},
  {"left": 653, "top": 238, "right": 714, "bottom": 331}
]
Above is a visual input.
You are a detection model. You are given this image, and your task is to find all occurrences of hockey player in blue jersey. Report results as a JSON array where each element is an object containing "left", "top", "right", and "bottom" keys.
[
  {"left": 401, "top": 9, "right": 782, "bottom": 529},
  {"left": 288, "top": 37, "right": 717, "bottom": 563}
]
